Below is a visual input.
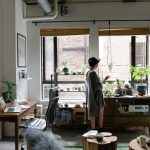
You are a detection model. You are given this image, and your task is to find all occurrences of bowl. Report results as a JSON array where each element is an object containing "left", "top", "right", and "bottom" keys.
[{"left": 95, "top": 133, "right": 103, "bottom": 142}]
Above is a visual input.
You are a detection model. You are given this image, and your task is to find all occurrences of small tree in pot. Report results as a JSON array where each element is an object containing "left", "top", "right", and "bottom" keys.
[
  {"left": 1, "top": 80, "right": 16, "bottom": 103},
  {"left": 130, "top": 66, "right": 150, "bottom": 96}
]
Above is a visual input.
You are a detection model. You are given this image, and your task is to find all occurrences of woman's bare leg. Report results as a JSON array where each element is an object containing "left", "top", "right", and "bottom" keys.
[
  {"left": 98, "top": 107, "right": 104, "bottom": 128},
  {"left": 90, "top": 116, "right": 96, "bottom": 129}
]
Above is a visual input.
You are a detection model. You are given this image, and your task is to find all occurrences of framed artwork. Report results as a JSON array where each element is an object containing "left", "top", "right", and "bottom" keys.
[{"left": 17, "top": 33, "right": 26, "bottom": 67}]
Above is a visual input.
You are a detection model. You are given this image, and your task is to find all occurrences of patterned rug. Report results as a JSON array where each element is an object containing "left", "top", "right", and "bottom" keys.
[
  {"left": 65, "top": 147, "right": 128, "bottom": 150},
  {"left": 64, "top": 143, "right": 129, "bottom": 150}
]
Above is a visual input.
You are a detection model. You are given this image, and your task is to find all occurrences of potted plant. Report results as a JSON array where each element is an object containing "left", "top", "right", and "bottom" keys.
[
  {"left": 81, "top": 64, "right": 88, "bottom": 75},
  {"left": 1, "top": 80, "right": 16, "bottom": 103},
  {"left": 130, "top": 66, "right": 150, "bottom": 95},
  {"left": 62, "top": 60, "right": 69, "bottom": 75},
  {"left": 113, "top": 79, "right": 124, "bottom": 96},
  {"left": 103, "top": 81, "right": 113, "bottom": 97}
]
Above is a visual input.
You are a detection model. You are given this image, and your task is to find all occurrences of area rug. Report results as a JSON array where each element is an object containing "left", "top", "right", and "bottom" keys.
[
  {"left": 64, "top": 147, "right": 128, "bottom": 150},
  {"left": 117, "top": 143, "right": 128, "bottom": 150},
  {"left": 65, "top": 147, "right": 128, "bottom": 150},
  {"left": 64, "top": 143, "right": 128, "bottom": 150},
  {"left": 64, "top": 146, "right": 82, "bottom": 150}
]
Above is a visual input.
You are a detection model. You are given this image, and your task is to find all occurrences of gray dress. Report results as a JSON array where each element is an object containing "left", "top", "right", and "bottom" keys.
[{"left": 85, "top": 70, "right": 106, "bottom": 117}]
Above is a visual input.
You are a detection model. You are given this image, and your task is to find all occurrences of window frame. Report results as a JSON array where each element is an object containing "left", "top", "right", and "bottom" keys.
[{"left": 41, "top": 29, "right": 90, "bottom": 100}]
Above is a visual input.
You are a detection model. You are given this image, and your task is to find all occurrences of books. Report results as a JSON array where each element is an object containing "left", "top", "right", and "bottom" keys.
[
  {"left": 82, "top": 130, "right": 112, "bottom": 138},
  {"left": 82, "top": 130, "right": 98, "bottom": 138}
]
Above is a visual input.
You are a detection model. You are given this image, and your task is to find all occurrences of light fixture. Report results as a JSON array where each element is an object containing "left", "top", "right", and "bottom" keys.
[{"left": 106, "top": 20, "right": 113, "bottom": 72}]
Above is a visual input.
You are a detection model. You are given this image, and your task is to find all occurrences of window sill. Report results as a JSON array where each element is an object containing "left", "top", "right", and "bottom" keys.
[{"left": 41, "top": 98, "right": 86, "bottom": 104}]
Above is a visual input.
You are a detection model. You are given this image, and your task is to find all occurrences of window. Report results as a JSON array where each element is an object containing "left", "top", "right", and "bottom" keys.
[
  {"left": 99, "top": 35, "right": 148, "bottom": 90},
  {"left": 99, "top": 36, "right": 131, "bottom": 81},
  {"left": 135, "top": 36, "right": 147, "bottom": 67},
  {"left": 41, "top": 29, "right": 89, "bottom": 100}
]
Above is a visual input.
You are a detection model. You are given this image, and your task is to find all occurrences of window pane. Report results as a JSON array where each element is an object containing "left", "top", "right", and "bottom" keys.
[
  {"left": 59, "top": 84, "right": 85, "bottom": 100},
  {"left": 42, "top": 34, "right": 89, "bottom": 100},
  {"left": 135, "top": 36, "right": 146, "bottom": 67},
  {"left": 58, "top": 74, "right": 85, "bottom": 82},
  {"left": 57, "top": 35, "right": 89, "bottom": 100},
  {"left": 57, "top": 35, "right": 89, "bottom": 74},
  {"left": 99, "top": 36, "right": 131, "bottom": 81},
  {"left": 45, "top": 37, "right": 54, "bottom": 80}
]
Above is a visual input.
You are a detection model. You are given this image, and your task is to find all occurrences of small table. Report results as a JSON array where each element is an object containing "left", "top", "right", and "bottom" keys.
[
  {"left": 82, "top": 133, "right": 117, "bottom": 150},
  {"left": 87, "top": 136, "right": 117, "bottom": 150},
  {"left": 129, "top": 139, "right": 148, "bottom": 150},
  {"left": 0, "top": 101, "right": 37, "bottom": 150}
]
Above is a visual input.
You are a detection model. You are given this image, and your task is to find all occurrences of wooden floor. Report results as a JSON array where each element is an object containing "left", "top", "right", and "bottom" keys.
[{"left": 0, "top": 126, "right": 148, "bottom": 150}]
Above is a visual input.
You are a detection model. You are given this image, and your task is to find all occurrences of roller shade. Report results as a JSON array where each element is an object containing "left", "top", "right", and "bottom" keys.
[
  {"left": 40, "top": 28, "right": 89, "bottom": 36},
  {"left": 40, "top": 27, "right": 149, "bottom": 36},
  {"left": 99, "top": 27, "right": 150, "bottom": 36}
]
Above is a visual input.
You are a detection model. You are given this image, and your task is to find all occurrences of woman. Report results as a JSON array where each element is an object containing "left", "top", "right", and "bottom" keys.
[{"left": 85, "top": 57, "right": 109, "bottom": 132}]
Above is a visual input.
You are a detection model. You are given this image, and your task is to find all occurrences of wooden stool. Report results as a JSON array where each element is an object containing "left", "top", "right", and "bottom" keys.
[
  {"left": 82, "top": 135, "right": 117, "bottom": 150},
  {"left": 87, "top": 136, "right": 117, "bottom": 150},
  {"left": 129, "top": 139, "right": 148, "bottom": 150}
]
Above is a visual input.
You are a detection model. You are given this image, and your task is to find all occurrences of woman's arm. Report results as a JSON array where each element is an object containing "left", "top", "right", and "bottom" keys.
[{"left": 102, "top": 75, "right": 110, "bottom": 83}]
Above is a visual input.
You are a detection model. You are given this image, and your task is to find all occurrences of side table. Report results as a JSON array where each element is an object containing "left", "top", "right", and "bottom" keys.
[
  {"left": 129, "top": 139, "right": 148, "bottom": 150},
  {"left": 82, "top": 135, "right": 117, "bottom": 150}
]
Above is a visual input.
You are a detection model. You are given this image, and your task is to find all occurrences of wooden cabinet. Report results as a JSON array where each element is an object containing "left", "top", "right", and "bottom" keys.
[{"left": 104, "top": 97, "right": 150, "bottom": 128}]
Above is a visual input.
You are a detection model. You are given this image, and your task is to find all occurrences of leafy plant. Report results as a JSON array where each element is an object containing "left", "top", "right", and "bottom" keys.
[
  {"left": 103, "top": 81, "right": 113, "bottom": 97},
  {"left": 61, "top": 60, "right": 68, "bottom": 68},
  {"left": 130, "top": 66, "right": 150, "bottom": 84},
  {"left": 81, "top": 64, "right": 88, "bottom": 74},
  {"left": 1, "top": 80, "right": 16, "bottom": 102},
  {"left": 61, "top": 60, "right": 69, "bottom": 74}
]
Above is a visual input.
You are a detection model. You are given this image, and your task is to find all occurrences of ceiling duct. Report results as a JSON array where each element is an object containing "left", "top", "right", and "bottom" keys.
[
  {"left": 37, "top": 0, "right": 52, "bottom": 15},
  {"left": 122, "top": 0, "right": 136, "bottom": 2},
  {"left": 23, "top": 0, "right": 58, "bottom": 21}
]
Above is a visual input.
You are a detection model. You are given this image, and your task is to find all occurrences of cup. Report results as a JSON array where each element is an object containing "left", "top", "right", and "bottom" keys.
[{"left": 95, "top": 133, "right": 103, "bottom": 142}]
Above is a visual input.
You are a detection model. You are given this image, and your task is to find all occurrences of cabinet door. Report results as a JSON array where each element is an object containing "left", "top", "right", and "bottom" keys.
[{"left": 104, "top": 98, "right": 115, "bottom": 127}]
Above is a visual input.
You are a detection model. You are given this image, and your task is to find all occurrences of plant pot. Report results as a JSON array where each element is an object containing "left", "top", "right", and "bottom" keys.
[
  {"left": 113, "top": 88, "right": 123, "bottom": 96},
  {"left": 6, "top": 102, "right": 13, "bottom": 107},
  {"left": 137, "top": 85, "right": 147, "bottom": 96},
  {"left": 62, "top": 67, "right": 69, "bottom": 75},
  {"left": 2, "top": 92, "right": 13, "bottom": 103},
  {"left": 2, "top": 92, "right": 8, "bottom": 102}
]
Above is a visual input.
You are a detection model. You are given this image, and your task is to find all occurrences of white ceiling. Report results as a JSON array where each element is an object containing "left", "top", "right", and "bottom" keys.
[
  {"left": 65, "top": 0, "right": 150, "bottom": 2},
  {"left": 24, "top": 0, "right": 150, "bottom": 5}
]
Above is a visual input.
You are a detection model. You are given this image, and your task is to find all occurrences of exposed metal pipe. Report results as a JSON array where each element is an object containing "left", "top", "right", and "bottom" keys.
[
  {"left": 37, "top": 0, "right": 52, "bottom": 15},
  {"left": 32, "top": 19, "right": 150, "bottom": 24},
  {"left": 23, "top": 0, "right": 58, "bottom": 21}
]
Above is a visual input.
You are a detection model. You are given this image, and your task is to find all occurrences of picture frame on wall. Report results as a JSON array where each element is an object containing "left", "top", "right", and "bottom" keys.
[{"left": 17, "top": 33, "right": 26, "bottom": 67}]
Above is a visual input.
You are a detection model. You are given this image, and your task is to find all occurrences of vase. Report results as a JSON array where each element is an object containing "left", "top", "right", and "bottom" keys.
[{"left": 137, "top": 85, "right": 147, "bottom": 96}]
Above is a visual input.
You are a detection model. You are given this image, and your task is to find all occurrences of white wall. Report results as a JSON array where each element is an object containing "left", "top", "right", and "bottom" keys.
[
  {"left": 0, "top": 0, "right": 2, "bottom": 140},
  {"left": 27, "top": 23, "right": 41, "bottom": 101},
  {"left": 27, "top": 2, "right": 150, "bottom": 101},
  {"left": 15, "top": 0, "right": 28, "bottom": 100},
  {"left": 0, "top": 0, "right": 27, "bottom": 100},
  {"left": 0, "top": 0, "right": 27, "bottom": 138},
  {"left": 0, "top": 0, "right": 16, "bottom": 138},
  {"left": 0, "top": 1, "right": 2, "bottom": 82},
  {"left": 1, "top": 0, "right": 16, "bottom": 82}
]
